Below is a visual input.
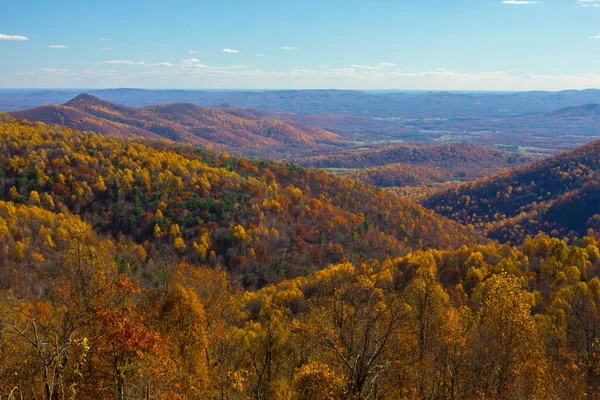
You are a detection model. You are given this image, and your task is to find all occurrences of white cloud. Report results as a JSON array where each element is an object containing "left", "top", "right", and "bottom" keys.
[
  {"left": 188, "top": 50, "right": 201, "bottom": 54},
  {"left": 12, "top": 64, "right": 600, "bottom": 91},
  {"left": 256, "top": 54, "right": 265, "bottom": 57},
  {"left": 590, "top": 35, "right": 600, "bottom": 39},
  {"left": 48, "top": 45, "right": 67, "bottom": 49},
  {"left": 147, "top": 62, "right": 175, "bottom": 67},
  {"left": 101, "top": 47, "right": 112, "bottom": 51},
  {"left": 502, "top": 0, "right": 538, "bottom": 4},
  {"left": 281, "top": 46, "right": 294, "bottom": 50},
  {"left": 17, "top": 68, "right": 70, "bottom": 76},
  {"left": 102, "top": 60, "right": 145, "bottom": 65},
  {"left": 40, "top": 68, "right": 69, "bottom": 73},
  {"left": 222, "top": 48, "right": 239, "bottom": 53},
  {"left": 100, "top": 38, "right": 109, "bottom": 41},
  {"left": 380, "top": 62, "right": 396, "bottom": 66},
  {"left": 0, "top": 33, "right": 29, "bottom": 41},
  {"left": 181, "top": 58, "right": 201, "bottom": 65},
  {"left": 351, "top": 64, "right": 383, "bottom": 70}
]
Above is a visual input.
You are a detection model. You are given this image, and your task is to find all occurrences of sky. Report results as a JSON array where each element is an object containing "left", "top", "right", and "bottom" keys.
[{"left": 1, "top": 0, "right": 600, "bottom": 90}]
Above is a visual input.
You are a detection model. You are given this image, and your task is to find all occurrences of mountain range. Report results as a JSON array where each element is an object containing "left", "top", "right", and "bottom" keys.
[{"left": 5, "top": 88, "right": 600, "bottom": 116}]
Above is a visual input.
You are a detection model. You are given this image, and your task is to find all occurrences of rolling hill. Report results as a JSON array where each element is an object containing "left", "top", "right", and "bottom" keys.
[
  {"left": 297, "top": 142, "right": 536, "bottom": 187},
  {"left": 10, "top": 94, "right": 340, "bottom": 157},
  {"left": 297, "top": 142, "right": 534, "bottom": 169},
  {"left": 423, "top": 138, "right": 600, "bottom": 243}
]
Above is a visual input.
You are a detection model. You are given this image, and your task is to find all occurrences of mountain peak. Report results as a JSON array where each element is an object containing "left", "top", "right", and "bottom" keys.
[{"left": 64, "top": 93, "right": 110, "bottom": 108}]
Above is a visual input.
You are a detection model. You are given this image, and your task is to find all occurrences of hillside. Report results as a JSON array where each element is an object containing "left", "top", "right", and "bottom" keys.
[
  {"left": 423, "top": 138, "right": 600, "bottom": 242},
  {"left": 10, "top": 94, "right": 340, "bottom": 157},
  {"left": 297, "top": 142, "right": 536, "bottom": 187},
  {"left": 0, "top": 116, "right": 477, "bottom": 287},
  {"left": 297, "top": 142, "right": 535, "bottom": 169}
]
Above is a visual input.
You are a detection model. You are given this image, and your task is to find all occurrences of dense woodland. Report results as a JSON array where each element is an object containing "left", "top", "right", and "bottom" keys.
[{"left": 2, "top": 116, "right": 600, "bottom": 399}]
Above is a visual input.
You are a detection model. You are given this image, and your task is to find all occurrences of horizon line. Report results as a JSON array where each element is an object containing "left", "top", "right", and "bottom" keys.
[{"left": 1, "top": 87, "right": 599, "bottom": 93}]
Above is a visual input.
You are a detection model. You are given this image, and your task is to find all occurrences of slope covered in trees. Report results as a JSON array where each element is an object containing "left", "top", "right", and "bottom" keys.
[
  {"left": 10, "top": 94, "right": 340, "bottom": 158},
  {"left": 0, "top": 116, "right": 476, "bottom": 288},
  {"left": 298, "top": 142, "right": 534, "bottom": 170},
  {"left": 423, "top": 138, "right": 600, "bottom": 243},
  {"left": 297, "top": 142, "right": 535, "bottom": 188}
]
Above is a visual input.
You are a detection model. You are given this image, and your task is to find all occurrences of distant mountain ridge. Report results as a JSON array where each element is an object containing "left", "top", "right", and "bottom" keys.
[
  {"left": 10, "top": 94, "right": 340, "bottom": 157},
  {"left": 544, "top": 103, "right": 600, "bottom": 117},
  {"left": 4, "top": 88, "right": 600, "bottom": 116}
]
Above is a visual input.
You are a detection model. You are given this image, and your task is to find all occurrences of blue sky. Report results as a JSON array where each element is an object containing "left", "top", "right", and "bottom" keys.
[{"left": 1, "top": 0, "right": 600, "bottom": 90}]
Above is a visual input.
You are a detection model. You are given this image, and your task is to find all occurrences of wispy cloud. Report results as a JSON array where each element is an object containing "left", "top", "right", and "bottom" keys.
[
  {"left": 147, "top": 62, "right": 175, "bottom": 67},
  {"left": 501, "top": 0, "right": 539, "bottom": 4},
  {"left": 48, "top": 45, "right": 67, "bottom": 49},
  {"left": 16, "top": 68, "right": 121, "bottom": 81},
  {"left": 103, "top": 60, "right": 145, "bottom": 65},
  {"left": 590, "top": 34, "right": 600, "bottom": 39},
  {"left": 281, "top": 46, "right": 294, "bottom": 50},
  {"left": 14, "top": 62, "right": 600, "bottom": 91},
  {"left": 180, "top": 59, "right": 213, "bottom": 68},
  {"left": 101, "top": 47, "right": 112, "bottom": 51},
  {"left": 0, "top": 33, "right": 29, "bottom": 41},
  {"left": 188, "top": 50, "right": 201, "bottom": 54},
  {"left": 380, "top": 62, "right": 396, "bottom": 66},
  {"left": 100, "top": 38, "right": 109, "bottom": 41},
  {"left": 181, "top": 58, "right": 201, "bottom": 65},
  {"left": 578, "top": 0, "right": 600, "bottom": 7},
  {"left": 17, "top": 68, "right": 70, "bottom": 76},
  {"left": 40, "top": 68, "right": 69, "bottom": 73},
  {"left": 256, "top": 54, "right": 265, "bottom": 57},
  {"left": 351, "top": 64, "right": 383, "bottom": 70},
  {"left": 222, "top": 48, "right": 239, "bottom": 53}
]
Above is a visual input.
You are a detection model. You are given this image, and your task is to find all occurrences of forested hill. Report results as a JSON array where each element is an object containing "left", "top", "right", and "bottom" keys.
[
  {"left": 423, "top": 138, "right": 600, "bottom": 243},
  {"left": 10, "top": 94, "right": 340, "bottom": 158},
  {"left": 297, "top": 142, "right": 535, "bottom": 169},
  {"left": 297, "top": 142, "right": 536, "bottom": 188},
  {"left": 0, "top": 116, "right": 477, "bottom": 287}
]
